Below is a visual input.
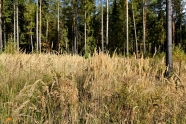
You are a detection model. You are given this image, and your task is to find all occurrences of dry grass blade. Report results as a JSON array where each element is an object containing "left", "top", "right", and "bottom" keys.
[{"left": 0, "top": 53, "right": 186, "bottom": 123}]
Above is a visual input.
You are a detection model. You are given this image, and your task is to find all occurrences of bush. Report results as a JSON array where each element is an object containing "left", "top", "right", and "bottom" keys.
[
  {"left": 5, "top": 41, "right": 17, "bottom": 54},
  {"left": 173, "top": 45, "right": 186, "bottom": 62}
]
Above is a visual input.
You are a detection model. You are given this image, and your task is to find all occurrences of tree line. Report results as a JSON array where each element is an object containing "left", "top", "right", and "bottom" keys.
[{"left": 0, "top": 0, "right": 185, "bottom": 56}]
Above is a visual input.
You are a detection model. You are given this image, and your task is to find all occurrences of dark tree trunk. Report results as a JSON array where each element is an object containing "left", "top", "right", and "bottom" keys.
[
  {"left": 0, "top": 0, "right": 2, "bottom": 50},
  {"left": 165, "top": 0, "right": 173, "bottom": 77},
  {"left": 57, "top": 1, "right": 60, "bottom": 51},
  {"left": 76, "top": 0, "right": 78, "bottom": 54},
  {"left": 36, "top": 0, "right": 38, "bottom": 52}
]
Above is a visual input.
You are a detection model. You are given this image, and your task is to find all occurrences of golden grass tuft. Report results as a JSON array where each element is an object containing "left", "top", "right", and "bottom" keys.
[{"left": 0, "top": 52, "right": 186, "bottom": 123}]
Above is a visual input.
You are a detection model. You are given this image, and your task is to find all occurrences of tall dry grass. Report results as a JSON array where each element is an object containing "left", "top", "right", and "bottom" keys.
[{"left": 0, "top": 52, "right": 186, "bottom": 124}]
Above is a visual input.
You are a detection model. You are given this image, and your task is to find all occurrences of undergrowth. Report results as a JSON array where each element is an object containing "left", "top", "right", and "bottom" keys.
[{"left": 0, "top": 52, "right": 186, "bottom": 123}]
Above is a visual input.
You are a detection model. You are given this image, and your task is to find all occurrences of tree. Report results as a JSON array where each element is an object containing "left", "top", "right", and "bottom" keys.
[
  {"left": 16, "top": 1, "right": 19, "bottom": 51},
  {"left": 24, "top": 0, "right": 36, "bottom": 52},
  {"left": 75, "top": 0, "right": 78, "bottom": 54},
  {"left": 143, "top": 0, "right": 146, "bottom": 58},
  {"left": 36, "top": 0, "right": 39, "bottom": 52},
  {"left": 173, "top": 0, "right": 183, "bottom": 47},
  {"left": 106, "top": 0, "right": 109, "bottom": 51},
  {"left": 109, "top": 0, "right": 126, "bottom": 54},
  {"left": 57, "top": 0, "right": 59, "bottom": 51},
  {"left": 132, "top": 0, "right": 138, "bottom": 58},
  {"left": 14, "top": 1, "right": 16, "bottom": 48},
  {"left": 84, "top": 0, "right": 87, "bottom": 53},
  {"left": 146, "top": 0, "right": 166, "bottom": 53},
  {"left": 0, "top": 0, "right": 184, "bottom": 55},
  {"left": 81, "top": 0, "right": 95, "bottom": 54},
  {"left": 39, "top": 0, "right": 42, "bottom": 53},
  {"left": 0, "top": 0, "right": 2, "bottom": 50},
  {"left": 2, "top": 0, "right": 14, "bottom": 50},
  {"left": 101, "top": 0, "right": 104, "bottom": 52},
  {"left": 126, "top": 0, "right": 128, "bottom": 56},
  {"left": 165, "top": 0, "right": 173, "bottom": 76}
]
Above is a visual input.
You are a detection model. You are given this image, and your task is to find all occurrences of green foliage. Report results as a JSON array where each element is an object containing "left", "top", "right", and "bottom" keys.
[
  {"left": 0, "top": 0, "right": 186, "bottom": 56},
  {"left": 24, "top": 1, "right": 36, "bottom": 37},
  {"left": 84, "top": 52, "right": 90, "bottom": 59},
  {"left": 0, "top": 50, "right": 3, "bottom": 55},
  {"left": 2, "top": 0, "right": 13, "bottom": 23},
  {"left": 173, "top": 45, "right": 186, "bottom": 62},
  {"left": 5, "top": 41, "right": 17, "bottom": 54},
  {"left": 109, "top": 0, "right": 126, "bottom": 53}
]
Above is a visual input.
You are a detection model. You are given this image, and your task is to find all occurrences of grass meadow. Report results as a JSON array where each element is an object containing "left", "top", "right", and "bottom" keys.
[{"left": 0, "top": 52, "right": 186, "bottom": 124}]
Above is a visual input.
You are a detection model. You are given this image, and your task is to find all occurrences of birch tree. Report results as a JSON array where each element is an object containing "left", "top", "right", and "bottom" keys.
[
  {"left": 24, "top": 0, "right": 35, "bottom": 53},
  {"left": 16, "top": 2, "right": 19, "bottom": 51},
  {"left": 106, "top": 0, "right": 109, "bottom": 51},
  {"left": 101, "top": 0, "right": 104, "bottom": 52},
  {"left": 76, "top": 0, "right": 78, "bottom": 54},
  {"left": 84, "top": 0, "right": 86, "bottom": 53},
  {"left": 39, "top": 0, "right": 42, "bottom": 53},
  {"left": 126, "top": 0, "right": 128, "bottom": 56},
  {"left": 132, "top": 0, "right": 138, "bottom": 58},
  {"left": 143, "top": 0, "right": 146, "bottom": 58},
  {"left": 14, "top": 1, "right": 16, "bottom": 49}
]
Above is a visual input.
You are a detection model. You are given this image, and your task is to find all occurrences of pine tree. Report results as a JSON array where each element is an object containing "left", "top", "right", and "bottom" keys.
[
  {"left": 36, "top": 0, "right": 39, "bottom": 52},
  {"left": 165, "top": 0, "right": 173, "bottom": 76},
  {"left": 0, "top": 0, "right": 2, "bottom": 50},
  {"left": 109, "top": 0, "right": 126, "bottom": 54},
  {"left": 2, "top": 0, "right": 14, "bottom": 50},
  {"left": 24, "top": 0, "right": 35, "bottom": 52}
]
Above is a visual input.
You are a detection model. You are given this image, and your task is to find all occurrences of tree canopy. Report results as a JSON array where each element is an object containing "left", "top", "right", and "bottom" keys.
[{"left": 0, "top": 0, "right": 185, "bottom": 56}]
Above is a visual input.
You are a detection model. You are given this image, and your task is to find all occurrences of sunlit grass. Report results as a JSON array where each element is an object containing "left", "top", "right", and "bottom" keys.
[{"left": 0, "top": 52, "right": 186, "bottom": 123}]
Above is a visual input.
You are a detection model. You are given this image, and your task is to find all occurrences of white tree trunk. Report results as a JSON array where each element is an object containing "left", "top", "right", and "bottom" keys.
[
  {"left": 143, "top": 0, "right": 146, "bottom": 58},
  {"left": 14, "top": 2, "right": 16, "bottom": 49},
  {"left": 84, "top": 9, "right": 86, "bottom": 53},
  {"left": 16, "top": 3, "right": 19, "bottom": 51},
  {"left": 39, "top": 0, "right": 42, "bottom": 53},
  {"left": 106, "top": 0, "right": 109, "bottom": 51},
  {"left": 101, "top": 0, "right": 104, "bottom": 52},
  {"left": 46, "top": 19, "right": 48, "bottom": 43},
  {"left": 126, "top": 0, "right": 129, "bottom": 56},
  {"left": 31, "top": 29, "right": 33, "bottom": 53},
  {"left": 132, "top": 1, "right": 138, "bottom": 58}
]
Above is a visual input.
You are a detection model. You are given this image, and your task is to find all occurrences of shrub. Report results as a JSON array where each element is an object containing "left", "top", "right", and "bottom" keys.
[{"left": 5, "top": 41, "right": 17, "bottom": 54}]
